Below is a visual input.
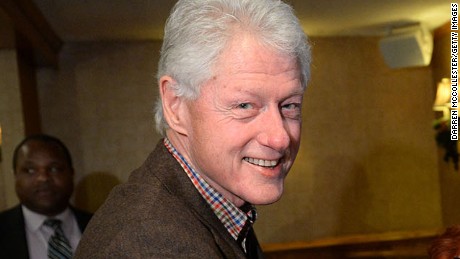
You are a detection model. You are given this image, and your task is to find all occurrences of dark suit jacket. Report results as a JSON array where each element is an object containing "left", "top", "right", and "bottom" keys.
[
  {"left": 75, "top": 140, "right": 264, "bottom": 258},
  {"left": 0, "top": 205, "right": 92, "bottom": 259}
]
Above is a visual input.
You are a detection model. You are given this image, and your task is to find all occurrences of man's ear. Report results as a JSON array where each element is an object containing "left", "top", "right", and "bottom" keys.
[{"left": 159, "top": 76, "right": 189, "bottom": 135}]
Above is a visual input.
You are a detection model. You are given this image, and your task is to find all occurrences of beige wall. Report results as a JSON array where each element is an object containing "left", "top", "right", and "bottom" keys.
[
  {"left": 37, "top": 42, "right": 163, "bottom": 212},
  {"left": 1, "top": 35, "right": 443, "bottom": 243},
  {"left": 256, "top": 36, "right": 442, "bottom": 243}
]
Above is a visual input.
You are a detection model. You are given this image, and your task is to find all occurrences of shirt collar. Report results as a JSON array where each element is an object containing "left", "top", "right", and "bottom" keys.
[
  {"left": 163, "top": 138, "right": 257, "bottom": 241},
  {"left": 22, "top": 205, "right": 72, "bottom": 232}
]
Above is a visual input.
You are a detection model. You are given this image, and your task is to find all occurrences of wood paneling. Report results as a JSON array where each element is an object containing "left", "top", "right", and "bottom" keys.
[
  {"left": 0, "top": 0, "right": 62, "bottom": 66},
  {"left": 263, "top": 229, "right": 442, "bottom": 259}
]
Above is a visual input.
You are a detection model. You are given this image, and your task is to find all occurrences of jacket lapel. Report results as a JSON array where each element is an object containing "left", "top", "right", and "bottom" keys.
[
  {"left": 147, "top": 141, "right": 247, "bottom": 258},
  {"left": 70, "top": 206, "right": 92, "bottom": 233},
  {"left": 0, "top": 205, "right": 30, "bottom": 259}
]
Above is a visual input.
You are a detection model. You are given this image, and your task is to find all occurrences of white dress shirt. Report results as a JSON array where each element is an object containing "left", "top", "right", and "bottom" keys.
[{"left": 22, "top": 205, "right": 82, "bottom": 259}]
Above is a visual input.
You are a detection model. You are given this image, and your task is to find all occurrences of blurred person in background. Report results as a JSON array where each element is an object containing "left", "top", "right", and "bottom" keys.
[{"left": 0, "top": 134, "right": 92, "bottom": 259}]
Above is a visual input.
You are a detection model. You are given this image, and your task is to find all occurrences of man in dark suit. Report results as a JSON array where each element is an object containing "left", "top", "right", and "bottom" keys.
[
  {"left": 75, "top": 0, "right": 311, "bottom": 258},
  {"left": 0, "top": 134, "right": 92, "bottom": 259}
]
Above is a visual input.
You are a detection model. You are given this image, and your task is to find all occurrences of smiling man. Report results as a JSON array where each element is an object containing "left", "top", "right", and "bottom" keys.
[
  {"left": 75, "top": 0, "right": 311, "bottom": 258},
  {"left": 165, "top": 34, "right": 304, "bottom": 207}
]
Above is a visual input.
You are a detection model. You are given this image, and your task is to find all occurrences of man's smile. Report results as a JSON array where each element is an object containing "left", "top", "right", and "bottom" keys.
[{"left": 243, "top": 157, "right": 279, "bottom": 168}]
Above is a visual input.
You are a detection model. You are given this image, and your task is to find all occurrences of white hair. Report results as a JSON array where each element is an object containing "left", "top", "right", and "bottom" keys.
[{"left": 155, "top": 0, "right": 311, "bottom": 135}]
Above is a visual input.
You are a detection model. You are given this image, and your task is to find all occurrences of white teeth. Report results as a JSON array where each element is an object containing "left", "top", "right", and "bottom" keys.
[{"left": 244, "top": 157, "right": 278, "bottom": 167}]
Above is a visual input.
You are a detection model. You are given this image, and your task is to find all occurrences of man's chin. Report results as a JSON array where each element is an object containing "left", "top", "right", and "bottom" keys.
[
  {"left": 243, "top": 188, "right": 284, "bottom": 205},
  {"left": 28, "top": 202, "right": 66, "bottom": 216}
]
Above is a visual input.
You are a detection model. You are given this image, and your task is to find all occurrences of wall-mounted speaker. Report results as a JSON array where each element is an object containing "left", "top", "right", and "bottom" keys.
[{"left": 379, "top": 24, "right": 433, "bottom": 69}]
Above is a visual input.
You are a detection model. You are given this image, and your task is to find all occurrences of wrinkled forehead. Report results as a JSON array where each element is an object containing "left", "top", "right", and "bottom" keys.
[{"left": 214, "top": 33, "right": 300, "bottom": 77}]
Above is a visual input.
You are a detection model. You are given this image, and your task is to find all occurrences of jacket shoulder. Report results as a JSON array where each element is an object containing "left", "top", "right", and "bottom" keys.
[
  {"left": 75, "top": 141, "right": 245, "bottom": 258},
  {"left": 0, "top": 205, "right": 29, "bottom": 259},
  {"left": 0, "top": 205, "right": 24, "bottom": 229}
]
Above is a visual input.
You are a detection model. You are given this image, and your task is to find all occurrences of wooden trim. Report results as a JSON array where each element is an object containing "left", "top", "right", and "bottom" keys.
[
  {"left": 0, "top": 0, "right": 62, "bottom": 66},
  {"left": 16, "top": 32, "right": 42, "bottom": 135},
  {"left": 262, "top": 228, "right": 442, "bottom": 252},
  {"left": 434, "top": 22, "right": 451, "bottom": 39}
]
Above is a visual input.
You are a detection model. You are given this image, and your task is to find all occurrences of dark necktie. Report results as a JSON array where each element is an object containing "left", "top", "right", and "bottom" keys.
[
  {"left": 237, "top": 222, "right": 263, "bottom": 259},
  {"left": 43, "top": 219, "right": 73, "bottom": 259},
  {"left": 237, "top": 219, "right": 252, "bottom": 252},
  {"left": 236, "top": 205, "right": 257, "bottom": 254}
]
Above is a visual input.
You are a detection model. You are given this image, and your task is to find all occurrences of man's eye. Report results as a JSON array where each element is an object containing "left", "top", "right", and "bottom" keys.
[
  {"left": 282, "top": 103, "right": 301, "bottom": 119},
  {"left": 49, "top": 167, "right": 60, "bottom": 173},
  {"left": 282, "top": 103, "right": 300, "bottom": 110},
  {"left": 237, "top": 103, "right": 253, "bottom": 109},
  {"left": 49, "top": 166, "right": 66, "bottom": 174},
  {"left": 22, "top": 168, "right": 36, "bottom": 174}
]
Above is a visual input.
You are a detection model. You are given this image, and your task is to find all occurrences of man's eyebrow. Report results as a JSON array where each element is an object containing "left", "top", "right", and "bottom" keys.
[{"left": 19, "top": 160, "right": 34, "bottom": 165}]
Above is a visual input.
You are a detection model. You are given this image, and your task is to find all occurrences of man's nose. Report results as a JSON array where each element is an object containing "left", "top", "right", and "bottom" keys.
[
  {"left": 257, "top": 108, "right": 290, "bottom": 151},
  {"left": 36, "top": 169, "right": 51, "bottom": 182}
]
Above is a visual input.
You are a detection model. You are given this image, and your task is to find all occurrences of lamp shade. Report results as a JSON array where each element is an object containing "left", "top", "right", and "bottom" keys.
[{"left": 434, "top": 78, "right": 451, "bottom": 107}]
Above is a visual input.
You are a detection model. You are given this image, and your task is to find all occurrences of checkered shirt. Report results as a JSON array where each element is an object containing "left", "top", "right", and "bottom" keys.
[{"left": 163, "top": 138, "right": 257, "bottom": 243}]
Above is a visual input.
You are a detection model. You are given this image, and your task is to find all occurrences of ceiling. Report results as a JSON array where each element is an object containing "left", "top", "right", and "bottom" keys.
[{"left": 30, "top": 0, "right": 452, "bottom": 42}]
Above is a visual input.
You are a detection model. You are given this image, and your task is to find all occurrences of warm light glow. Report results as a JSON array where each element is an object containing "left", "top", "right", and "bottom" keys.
[{"left": 434, "top": 78, "right": 451, "bottom": 107}]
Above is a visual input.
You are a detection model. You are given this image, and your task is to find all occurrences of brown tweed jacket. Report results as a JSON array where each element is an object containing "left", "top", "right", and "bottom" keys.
[{"left": 74, "top": 140, "right": 264, "bottom": 258}]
